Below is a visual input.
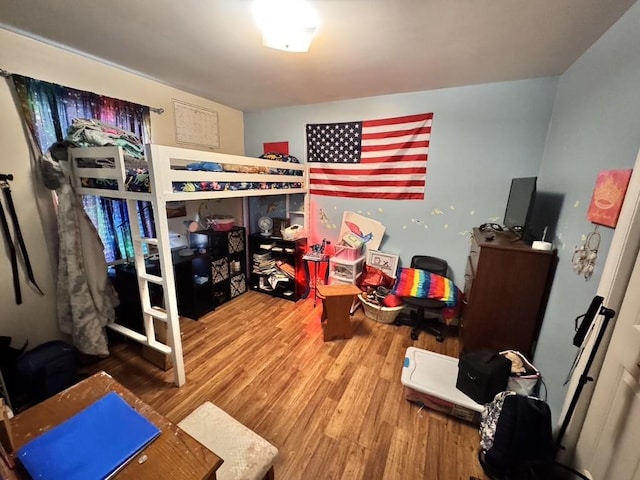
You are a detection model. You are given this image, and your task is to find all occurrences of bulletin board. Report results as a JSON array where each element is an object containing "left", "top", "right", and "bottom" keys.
[{"left": 173, "top": 99, "right": 220, "bottom": 149}]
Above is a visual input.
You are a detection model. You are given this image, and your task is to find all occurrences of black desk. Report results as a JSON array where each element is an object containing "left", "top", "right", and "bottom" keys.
[{"left": 111, "top": 250, "right": 216, "bottom": 329}]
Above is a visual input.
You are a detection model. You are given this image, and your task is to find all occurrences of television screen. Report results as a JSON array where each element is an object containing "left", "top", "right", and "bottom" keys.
[{"left": 503, "top": 177, "right": 537, "bottom": 235}]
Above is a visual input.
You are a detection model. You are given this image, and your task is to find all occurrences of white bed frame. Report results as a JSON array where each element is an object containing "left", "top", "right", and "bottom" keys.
[{"left": 69, "top": 144, "right": 309, "bottom": 387}]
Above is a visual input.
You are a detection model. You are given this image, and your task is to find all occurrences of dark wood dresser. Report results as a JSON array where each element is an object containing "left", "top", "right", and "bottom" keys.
[{"left": 461, "top": 228, "right": 556, "bottom": 359}]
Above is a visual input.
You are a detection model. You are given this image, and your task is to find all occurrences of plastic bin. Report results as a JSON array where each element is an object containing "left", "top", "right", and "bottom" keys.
[
  {"left": 401, "top": 347, "right": 484, "bottom": 423},
  {"left": 334, "top": 244, "right": 364, "bottom": 260},
  {"left": 208, "top": 216, "right": 235, "bottom": 231}
]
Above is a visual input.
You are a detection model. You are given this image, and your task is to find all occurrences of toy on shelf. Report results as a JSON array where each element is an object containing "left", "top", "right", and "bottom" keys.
[{"left": 303, "top": 238, "right": 330, "bottom": 261}]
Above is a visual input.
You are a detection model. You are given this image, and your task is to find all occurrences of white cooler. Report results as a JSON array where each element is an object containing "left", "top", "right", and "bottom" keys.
[{"left": 401, "top": 347, "right": 484, "bottom": 423}]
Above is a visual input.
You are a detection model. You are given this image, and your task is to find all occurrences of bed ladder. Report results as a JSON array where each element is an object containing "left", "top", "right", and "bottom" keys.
[{"left": 114, "top": 198, "right": 186, "bottom": 387}]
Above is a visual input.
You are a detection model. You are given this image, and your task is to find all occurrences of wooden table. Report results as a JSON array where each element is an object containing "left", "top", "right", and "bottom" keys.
[
  {"left": 6, "top": 371, "right": 222, "bottom": 479},
  {"left": 317, "top": 284, "right": 362, "bottom": 341}
]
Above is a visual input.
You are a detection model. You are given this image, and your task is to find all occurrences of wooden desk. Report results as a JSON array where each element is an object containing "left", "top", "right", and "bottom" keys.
[
  {"left": 317, "top": 284, "right": 362, "bottom": 341},
  {"left": 7, "top": 371, "right": 222, "bottom": 480}
]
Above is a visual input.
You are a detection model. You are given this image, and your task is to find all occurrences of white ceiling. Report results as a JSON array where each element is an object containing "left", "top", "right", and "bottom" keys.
[{"left": 0, "top": 0, "right": 636, "bottom": 112}]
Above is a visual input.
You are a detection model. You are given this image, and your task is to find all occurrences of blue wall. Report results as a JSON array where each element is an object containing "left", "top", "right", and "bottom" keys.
[
  {"left": 533, "top": 1, "right": 640, "bottom": 422},
  {"left": 244, "top": 0, "right": 640, "bottom": 422},
  {"left": 244, "top": 78, "right": 558, "bottom": 282}
]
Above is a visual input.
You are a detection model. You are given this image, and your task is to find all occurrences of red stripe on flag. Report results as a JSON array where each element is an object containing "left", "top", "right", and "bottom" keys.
[
  {"left": 310, "top": 166, "right": 426, "bottom": 175},
  {"left": 310, "top": 189, "right": 425, "bottom": 200},
  {"left": 361, "top": 140, "right": 430, "bottom": 152},
  {"left": 362, "top": 126, "right": 431, "bottom": 140},
  {"left": 362, "top": 113, "right": 434, "bottom": 128},
  {"left": 360, "top": 154, "right": 427, "bottom": 164},
  {"left": 310, "top": 178, "right": 426, "bottom": 187}
]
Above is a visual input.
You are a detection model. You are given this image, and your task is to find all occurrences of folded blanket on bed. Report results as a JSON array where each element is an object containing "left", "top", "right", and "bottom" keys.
[
  {"left": 392, "top": 267, "right": 460, "bottom": 307},
  {"left": 66, "top": 118, "right": 145, "bottom": 160}
]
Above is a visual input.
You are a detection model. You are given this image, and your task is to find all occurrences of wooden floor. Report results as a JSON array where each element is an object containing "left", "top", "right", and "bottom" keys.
[{"left": 85, "top": 291, "right": 488, "bottom": 480}]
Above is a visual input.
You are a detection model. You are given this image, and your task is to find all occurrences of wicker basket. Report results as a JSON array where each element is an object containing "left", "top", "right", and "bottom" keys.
[{"left": 358, "top": 294, "right": 404, "bottom": 324}]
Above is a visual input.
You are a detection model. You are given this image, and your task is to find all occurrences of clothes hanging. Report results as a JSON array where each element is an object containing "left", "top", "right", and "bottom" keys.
[
  {"left": 53, "top": 152, "right": 118, "bottom": 357},
  {"left": 0, "top": 174, "right": 44, "bottom": 304}
]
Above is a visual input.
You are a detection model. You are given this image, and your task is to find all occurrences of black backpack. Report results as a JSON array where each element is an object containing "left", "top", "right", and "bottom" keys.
[
  {"left": 479, "top": 391, "right": 553, "bottom": 479},
  {"left": 479, "top": 391, "right": 589, "bottom": 480}
]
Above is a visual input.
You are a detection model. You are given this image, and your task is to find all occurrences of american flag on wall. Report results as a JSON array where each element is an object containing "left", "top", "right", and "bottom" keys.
[{"left": 306, "top": 112, "right": 433, "bottom": 200}]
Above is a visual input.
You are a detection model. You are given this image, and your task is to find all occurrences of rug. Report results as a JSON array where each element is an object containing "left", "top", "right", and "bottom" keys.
[{"left": 178, "top": 402, "right": 278, "bottom": 480}]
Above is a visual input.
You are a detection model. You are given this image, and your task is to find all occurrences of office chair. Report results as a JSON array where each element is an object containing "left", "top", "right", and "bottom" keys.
[{"left": 394, "top": 255, "right": 448, "bottom": 342}]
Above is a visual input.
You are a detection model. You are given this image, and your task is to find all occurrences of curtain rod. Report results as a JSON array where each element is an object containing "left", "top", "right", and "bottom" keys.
[{"left": 0, "top": 68, "right": 164, "bottom": 114}]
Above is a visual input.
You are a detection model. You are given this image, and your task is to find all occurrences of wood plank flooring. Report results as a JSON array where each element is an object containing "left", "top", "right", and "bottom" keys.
[{"left": 84, "top": 291, "right": 488, "bottom": 480}]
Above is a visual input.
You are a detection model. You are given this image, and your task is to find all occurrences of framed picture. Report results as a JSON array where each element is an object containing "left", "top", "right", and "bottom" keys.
[
  {"left": 366, "top": 250, "right": 399, "bottom": 278},
  {"left": 586, "top": 169, "right": 633, "bottom": 228}
]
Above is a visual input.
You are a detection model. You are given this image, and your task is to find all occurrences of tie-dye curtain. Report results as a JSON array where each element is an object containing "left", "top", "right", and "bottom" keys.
[{"left": 12, "top": 74, "right": 154, "bottom": 263}]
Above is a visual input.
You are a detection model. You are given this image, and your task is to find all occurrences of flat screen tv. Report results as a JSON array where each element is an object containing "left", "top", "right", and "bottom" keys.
[{"left": 503, "top": 176, "right": 537, "bottom": 238}]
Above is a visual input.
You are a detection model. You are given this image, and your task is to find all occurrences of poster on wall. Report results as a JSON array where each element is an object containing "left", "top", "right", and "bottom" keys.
[
  {"left": 586, "top": 169, "right": 633, "bottom": 228},
  {"left": 338, "top": 211, "right": 385, "bottom": 251},
  {"left": 173, "top": 99, "right": 220, "bottom": 149}
]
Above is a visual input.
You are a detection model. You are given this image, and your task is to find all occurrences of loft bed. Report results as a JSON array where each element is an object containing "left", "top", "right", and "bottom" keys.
[{"left": 68, "top": 144, "right": 309, "bottom": 387}]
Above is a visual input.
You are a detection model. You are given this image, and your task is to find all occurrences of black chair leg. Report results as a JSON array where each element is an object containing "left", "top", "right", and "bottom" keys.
[
  {"left": 394, "top": 308, "right": 445, "bottom": 342},
  {"left": 411, "top": 324, "right": 444, "bottom": 342}
]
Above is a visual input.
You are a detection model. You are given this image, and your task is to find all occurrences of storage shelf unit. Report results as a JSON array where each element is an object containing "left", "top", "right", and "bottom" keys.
[
  {"left": 248, "top": 233, "right": 307, "bottom": 301},
  {"left": 202, "top": 227, "right": 247, "bottom": 308}
]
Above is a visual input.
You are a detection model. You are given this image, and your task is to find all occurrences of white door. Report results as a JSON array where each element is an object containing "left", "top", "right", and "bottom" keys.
[
  {"left": 573, "top": 248, "right": 640, "bottom": 479},
  {"left": 561, "top": 148, "right": 640, "bottom": 478}
]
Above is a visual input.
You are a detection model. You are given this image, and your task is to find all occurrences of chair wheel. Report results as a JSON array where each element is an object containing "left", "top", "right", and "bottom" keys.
[
  {"left": 410, "top": 330, "right": 419, "bottom": 341},
  {"left": 436, "top": 335, "right": 444, "bottom": 343}
]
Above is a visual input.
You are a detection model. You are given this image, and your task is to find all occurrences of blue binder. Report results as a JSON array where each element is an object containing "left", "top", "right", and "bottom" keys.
[{"left": 17, "top": 391, "right": 161, "bottom": 480}]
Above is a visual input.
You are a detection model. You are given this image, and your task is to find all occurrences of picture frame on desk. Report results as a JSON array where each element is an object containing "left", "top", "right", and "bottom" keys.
[{"left": 366, "top": 250, "right": 399, "bottom": 278}]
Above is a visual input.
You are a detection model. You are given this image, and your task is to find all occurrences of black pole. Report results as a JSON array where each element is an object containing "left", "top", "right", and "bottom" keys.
[{"left": 554, "top": 305, "right": 616, "bottom": 454}]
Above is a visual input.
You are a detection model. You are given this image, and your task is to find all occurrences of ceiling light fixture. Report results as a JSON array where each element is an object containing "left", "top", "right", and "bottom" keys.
[{"left": 252, "top": 0, "right": 320, "bottom": 53}]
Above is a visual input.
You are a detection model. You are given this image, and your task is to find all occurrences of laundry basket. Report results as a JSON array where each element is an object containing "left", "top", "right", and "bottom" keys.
[{"left": 358, "top": 294, "right": 403, "bottom": 324}]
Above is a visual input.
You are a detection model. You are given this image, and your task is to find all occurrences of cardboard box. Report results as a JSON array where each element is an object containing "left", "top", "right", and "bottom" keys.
[
  {"left": 404, "top": 386, "right": 480, "bottom": 423},
  {"left": 142, "top": 318, "right": 172, "bottom": 371}
]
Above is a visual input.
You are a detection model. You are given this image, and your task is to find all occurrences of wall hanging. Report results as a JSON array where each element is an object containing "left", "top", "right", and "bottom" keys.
[
  {"left": 586, "top": 169, "right": 633, "bottom": 228},
  {"left": 571, "top": 226, "right": 600, "bottom": 281}
]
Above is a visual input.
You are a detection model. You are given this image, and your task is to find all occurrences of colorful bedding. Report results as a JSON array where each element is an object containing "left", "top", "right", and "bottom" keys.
[{"left": 77, "top": 153, "right": 303, "bottom": 193}]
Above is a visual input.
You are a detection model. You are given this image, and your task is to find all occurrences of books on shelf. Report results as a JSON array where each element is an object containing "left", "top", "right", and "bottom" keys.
[
  {"left": 275, "top": 260, "right": 295, "bottom": 279},
  {"left": 16, "top": 392, "right": 161, "bottom": 480},
  {"left": 252, "top": 252, "right": 275, "bottom": 274}
]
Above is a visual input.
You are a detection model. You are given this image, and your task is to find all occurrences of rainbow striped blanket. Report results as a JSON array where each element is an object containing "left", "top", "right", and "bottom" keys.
[{"left": 392, "top": 267, "right": 460, "bottom": 307}]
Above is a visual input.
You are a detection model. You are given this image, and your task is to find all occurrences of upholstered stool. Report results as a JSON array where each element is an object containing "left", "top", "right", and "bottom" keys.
[{"left": 178, "top": 402, "right": 278, "bottom": 480}]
